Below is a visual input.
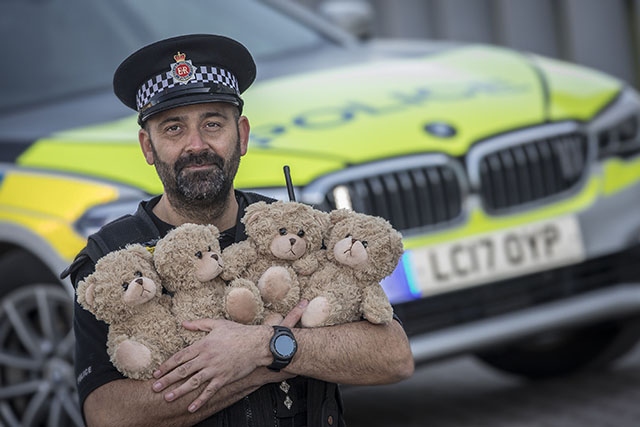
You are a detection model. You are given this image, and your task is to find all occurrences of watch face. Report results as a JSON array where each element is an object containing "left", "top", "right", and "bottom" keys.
[{"left": 274, "top": 334, "right": 296, "bottom": 357}]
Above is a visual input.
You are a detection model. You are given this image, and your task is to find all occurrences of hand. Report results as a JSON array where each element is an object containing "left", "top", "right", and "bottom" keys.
[
  {"left": 151, "top": 318, "right": 268, "bottom": 412},
  {"left": 150, "top": 300, "right": 308, "bottom": 413}
]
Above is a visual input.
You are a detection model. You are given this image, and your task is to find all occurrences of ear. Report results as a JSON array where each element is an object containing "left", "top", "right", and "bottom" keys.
[
  {"left": 207, "top": 224, "right": 221, "bottom": 240},
  {"left": 138, "top": 128, "right": 155, "bottom": 165},
  {"left": 242, "top": 201, "right": 266, "bottom": 226},
  {"left": 77, "top": 280, "right": 96, "bottom": 309},
  {"left": 238, "top": 115, "right": 250, "bottom": 156},
  {"left": 329, "top": 208, "right": 352, "bottom": 225}
]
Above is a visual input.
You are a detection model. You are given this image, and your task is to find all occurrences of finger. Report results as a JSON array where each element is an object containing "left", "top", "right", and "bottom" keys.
[
  {"left": 163, "top": 368, "right": 217, "bottom": 403},
  {"left": 182, "top": 318, "right": 217, "bottom": 332},
  {"left": 280, "top": 299, "right": 308, "bottom": 328},
  {"left": 187, "top": 377, "right": 225, "bottom": 413},
  {"left": 153, "top": 345, "right": 199, "bottom": 384}
]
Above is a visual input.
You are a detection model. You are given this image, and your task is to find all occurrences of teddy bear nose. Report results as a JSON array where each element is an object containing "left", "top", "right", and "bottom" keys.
[
  {"left": 211, "top": 253, "right": 219, "bottom": 261},
  {"left": 135, "top": 278, "right": 144, "bottom": 286},
  {"left": 289, "top": 238, "right": 297, "bottom": 246}
]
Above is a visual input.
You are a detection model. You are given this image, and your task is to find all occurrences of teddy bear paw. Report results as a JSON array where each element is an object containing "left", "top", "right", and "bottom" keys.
[
  {"left": 226, "top": 287, "right": 262, "bottom": 324},
  {"left": 257, "top": 266, "right": 293, "bottom": 304},
  {"left": 114, "top": 339, "right": 153, "bottom": 376},
  {"left": 301, "top": 296, "right": 331, "bottom": 328}
]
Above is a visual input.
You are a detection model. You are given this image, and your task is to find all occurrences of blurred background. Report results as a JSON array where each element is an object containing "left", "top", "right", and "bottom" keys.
[{"left": 300, "top": 0, "right": 640, "bottom": 88}]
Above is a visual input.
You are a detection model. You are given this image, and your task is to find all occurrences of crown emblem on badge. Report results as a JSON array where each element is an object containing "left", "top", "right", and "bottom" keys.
[{"left": 170, "top": 51, "right": 195, "bottom": 83}]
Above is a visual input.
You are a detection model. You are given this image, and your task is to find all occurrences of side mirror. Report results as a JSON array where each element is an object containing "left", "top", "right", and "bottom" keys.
[{"left": 317, "top": 0, "right": 374, "bottom": 40}]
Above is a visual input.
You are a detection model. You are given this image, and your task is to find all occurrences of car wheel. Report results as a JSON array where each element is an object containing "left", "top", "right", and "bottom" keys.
[
  {"left": 0, "top": 250, "right": 83, "bottom": 427},
  {"left": 475, "top": 319, "right": 640, "bottom": 379}
]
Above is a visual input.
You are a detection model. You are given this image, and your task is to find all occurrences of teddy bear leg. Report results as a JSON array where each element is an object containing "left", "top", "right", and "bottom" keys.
[
  {"left": 112, "top": 338, "right": 153, "bottom": 378},
  {"left": 226, "top": 279, "right": 264, "bottom": 324},
  {"left": 301, "top": 296, "right": 331, "bottom": 328},
  {"left": 257, "top": 266, "right": 293, "bottom": 305}
]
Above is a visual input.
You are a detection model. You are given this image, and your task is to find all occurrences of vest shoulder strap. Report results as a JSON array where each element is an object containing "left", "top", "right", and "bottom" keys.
[{"left": 60, "top": 203, "right": 160, "bottom": 280}]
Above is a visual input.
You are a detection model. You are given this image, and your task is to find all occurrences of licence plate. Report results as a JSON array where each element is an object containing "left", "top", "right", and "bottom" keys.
[{"left": 405, "top": 216, "right": 585, "bottom": 296}]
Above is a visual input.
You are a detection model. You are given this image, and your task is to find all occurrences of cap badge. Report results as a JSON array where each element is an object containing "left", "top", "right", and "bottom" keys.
[{"left": 170, "top": 52, "right": 195, "bottom": 84}]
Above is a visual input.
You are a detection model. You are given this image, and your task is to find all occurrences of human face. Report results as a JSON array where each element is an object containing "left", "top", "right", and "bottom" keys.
[{"left": 139, "top": 103, "right": 249, "bottom": 218}]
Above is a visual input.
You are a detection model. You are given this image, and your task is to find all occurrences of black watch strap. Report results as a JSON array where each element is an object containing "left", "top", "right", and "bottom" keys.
[{"left": 268, "top": 325, "right": 297, "bottom": 372}]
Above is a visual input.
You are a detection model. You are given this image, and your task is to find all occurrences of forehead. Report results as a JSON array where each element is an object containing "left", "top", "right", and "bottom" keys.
[{"left": 149, "top": 102, "right": 236, "bottom": 123}]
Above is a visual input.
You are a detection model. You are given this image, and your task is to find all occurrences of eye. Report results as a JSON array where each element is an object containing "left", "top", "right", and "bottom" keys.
[
  {"left": 279, "top": 228, "right": 287, "bottom": 236},
  {"left": 134, "top": 271, "right": 143, "bottom": 278},
  {"left": 362, "top": 241, "right": 368, "bottom": 248},
  {"left": 195, "top": 251, "right": 203, "bottom": 259},
  {"left": 208, "top": 246, "right": 212, "bottom": 252},
  {"left": 122, "top": 282, "right": 129, "bottom": 291},
  {"left": 297, "top": 229, "right": 305, "bottom": 238},
  {"left": 345, "top": 234, "right": 352, "bottom": 239}
]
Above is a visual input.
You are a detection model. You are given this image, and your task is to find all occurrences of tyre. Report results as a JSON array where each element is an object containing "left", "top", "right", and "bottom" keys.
[
  {"left": 0, "top": 250, "right": 83, "bottom": 427},
  {"left": 475, "top": 319, "right": 640, "bottom": 379}
]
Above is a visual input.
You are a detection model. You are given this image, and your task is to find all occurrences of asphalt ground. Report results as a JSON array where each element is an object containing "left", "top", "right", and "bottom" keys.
[{"left": 342, "top": 343, "right": 640, "bottom": 427}]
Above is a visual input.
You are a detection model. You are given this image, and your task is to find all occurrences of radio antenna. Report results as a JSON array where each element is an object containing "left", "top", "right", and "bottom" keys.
[{"left": 283, "top": 165, "right": 296, "bottom": 201}]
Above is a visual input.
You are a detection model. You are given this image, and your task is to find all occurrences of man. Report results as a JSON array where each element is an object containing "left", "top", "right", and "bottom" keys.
[{"left": 67, "top": 34, "right": 414, "bottom": 427}]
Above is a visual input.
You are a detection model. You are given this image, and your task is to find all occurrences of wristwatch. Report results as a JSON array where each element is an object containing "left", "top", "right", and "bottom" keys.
[{"left": 268, "top": 325, "right": 297, "bottom": 371}]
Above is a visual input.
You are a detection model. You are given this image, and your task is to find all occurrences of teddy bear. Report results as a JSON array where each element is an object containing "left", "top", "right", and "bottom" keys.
[
  {"left": 300, "top": 209, "right": 404, "bottom": 328},
  {"left": 76, "top": 244, "right": 184, "bottom": 380},
  {"left": 153, "top": 223, "right": 264, "bottom": 344},
  {"left": 221, "top": 201, "right": 330, "bottom": 320}
]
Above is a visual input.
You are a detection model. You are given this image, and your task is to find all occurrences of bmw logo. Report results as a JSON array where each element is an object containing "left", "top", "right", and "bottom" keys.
[{"left": 424, "top": 122, "right": 457, "bottom": 138}]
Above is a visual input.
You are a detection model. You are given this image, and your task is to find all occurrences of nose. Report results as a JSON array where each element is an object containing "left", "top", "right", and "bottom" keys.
[{"left": 185, "top": 129, "right": 208, "bottom": 153}]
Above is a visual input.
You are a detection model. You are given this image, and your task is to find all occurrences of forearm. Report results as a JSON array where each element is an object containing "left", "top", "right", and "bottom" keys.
[
  {"left": 286, "top": 319, "right": 414, "bottom": 385},
  {"left": 83, "top": 369, "right": 279, "bottom": 427}
]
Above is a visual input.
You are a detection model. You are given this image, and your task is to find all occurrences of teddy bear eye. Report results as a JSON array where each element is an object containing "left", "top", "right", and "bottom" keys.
[
  {"left": 195, "top": 251, "right": 203, "bottom": 259},
  {"left": 345, "top": 234, "right": 352, "bottom": 239},
  {"left": 297, "top": 229, "right": 305, "bottom": 238},
  {"left": 362, "top": 241, "right": 368, "bottom": 248},
  {"left": 134, "top": 271, "right": 143, "bottom": 278},
  {"left": 122, "top": 282, "right": 129, "bottom": 291},
  {"left": 279, "top": 228, "right": 287, "bottom": 236},
  {"left": 208, "top": 246, "right": 212, "bottom": 252}
]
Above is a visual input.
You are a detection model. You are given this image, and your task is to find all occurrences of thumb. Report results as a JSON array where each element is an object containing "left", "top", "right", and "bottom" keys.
[{"left": 182, "top": 318, "right": 217, "bottom": 332}]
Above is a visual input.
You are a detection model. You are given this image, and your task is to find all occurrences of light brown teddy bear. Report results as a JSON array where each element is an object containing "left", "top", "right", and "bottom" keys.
[
  {"left": 301, "top": 209, "right": 404, "bottom": 327},
  {"left": 221, "top": 201, "right": 330, "bottom": 320},
  {"left": 76, "top": 244, "right": 184, "bottom": 380},
  {"left": 153, "top": 223, "right": 264, "bottom": 345}
]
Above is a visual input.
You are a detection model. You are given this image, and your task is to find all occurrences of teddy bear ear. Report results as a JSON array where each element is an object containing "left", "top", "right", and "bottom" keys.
[
  {"left": 242, "top": 201, "right": 267, "bottom": 226},
  {"left": 329, "top": 208, "right": 352, "bottom": 225},
  {"left": 126, "top": 243, "right": 154, "bottom": 261},
  {"left": 206, "top": 224, "right": 220, "bottom": 239},
  {"left": 77, "top": 280, "right": 96, "bottom": 309}
]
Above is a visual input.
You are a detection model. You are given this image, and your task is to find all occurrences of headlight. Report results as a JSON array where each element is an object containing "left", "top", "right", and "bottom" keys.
[
  {"left": 74, "top": 197, "right": 143, "bottom": 238},
  {"left": 590, "top": 88, "right": 640, "bottom": 160}
]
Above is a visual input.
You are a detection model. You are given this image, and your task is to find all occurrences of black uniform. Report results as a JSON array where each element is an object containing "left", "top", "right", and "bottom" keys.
[{"left": 67, "top": 191, "right": 344, "bottom": 427}]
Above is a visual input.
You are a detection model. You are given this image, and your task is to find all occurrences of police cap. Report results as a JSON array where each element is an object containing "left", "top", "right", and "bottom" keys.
[{"left": 113, "top": 34, "right": 256, "bottom": 124}]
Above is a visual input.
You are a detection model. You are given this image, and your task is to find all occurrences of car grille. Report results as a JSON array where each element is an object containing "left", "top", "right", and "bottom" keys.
[
  {"left": 478, "top": 132, "right": 588, "bottom": 211},
  {"left": 308, "top": 122, "right": 589, "bottom": 235},
  {"left": 393, "top": 244, "right": 640, "bottom": 337},
  {"left": 321, "top": 163, "right": 463, "bottom": 231}
]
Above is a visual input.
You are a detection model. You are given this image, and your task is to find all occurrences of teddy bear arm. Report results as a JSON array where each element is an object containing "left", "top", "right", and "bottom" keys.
[
  {"left": 360, "top": 284, "right": 394, "bottom": 325},
  {"left": 292, "top": 254, "right": 321, "bottom": 276},
  {"left": 220, "top": 242, "right": 258, "bottom": 281}
]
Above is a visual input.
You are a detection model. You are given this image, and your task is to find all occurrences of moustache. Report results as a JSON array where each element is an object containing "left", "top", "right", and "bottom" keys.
[{"left": 175, "top": 152, "right": 224, "bottom": 174}]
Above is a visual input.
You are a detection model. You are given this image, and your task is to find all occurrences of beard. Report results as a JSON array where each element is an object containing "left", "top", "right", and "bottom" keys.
[{"left": 150, "top": 136, "right": 242, "bottom": 222}]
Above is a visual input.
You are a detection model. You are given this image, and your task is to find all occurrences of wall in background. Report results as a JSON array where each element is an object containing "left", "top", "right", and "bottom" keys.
[{"left": 297, "top": 0, "right": 640, "bottom": 88}]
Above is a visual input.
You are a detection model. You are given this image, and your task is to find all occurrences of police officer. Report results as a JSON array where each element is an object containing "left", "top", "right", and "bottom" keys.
[{"left": 69, "top": 34, "right": 414, "bottom": 427}]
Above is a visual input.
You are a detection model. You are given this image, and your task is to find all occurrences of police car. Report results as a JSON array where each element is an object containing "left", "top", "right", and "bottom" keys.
[{"left": 3, "top": 0, "right": 640, "bottom": 425}]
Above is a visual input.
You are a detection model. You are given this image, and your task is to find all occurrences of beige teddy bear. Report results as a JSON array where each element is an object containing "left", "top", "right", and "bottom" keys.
[
  {"left": 153, "top": 223, "right": 264, "bottom": 345},
  {"left": 76, "top": 244, "right": 184, "bottom": 380},
  {"left": 221, "top": 201, "right": 330, "bottom": 320},
  {"left": 301, "top": 209, "right": 404, "bottom": 327}
]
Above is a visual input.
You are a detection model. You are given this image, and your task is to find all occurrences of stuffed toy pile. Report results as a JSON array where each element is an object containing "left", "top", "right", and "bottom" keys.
[{"left": 76, "top": 201, "right": 404, "bottom": 380}]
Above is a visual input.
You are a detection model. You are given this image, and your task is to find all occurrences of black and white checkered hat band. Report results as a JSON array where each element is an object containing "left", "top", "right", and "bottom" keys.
[{"left": 136, "top": 66, "right": 239, "bottom": 110}]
